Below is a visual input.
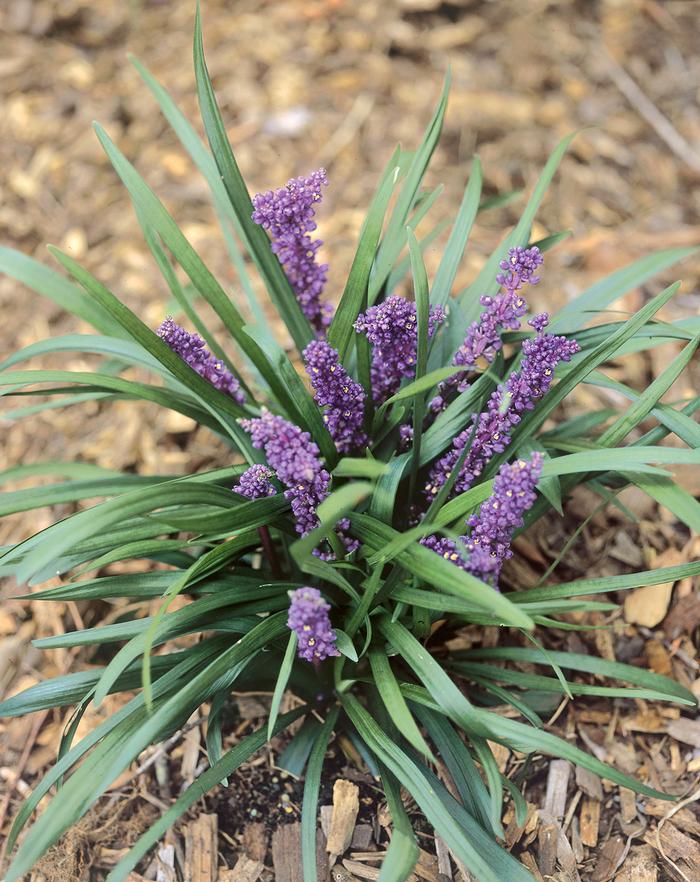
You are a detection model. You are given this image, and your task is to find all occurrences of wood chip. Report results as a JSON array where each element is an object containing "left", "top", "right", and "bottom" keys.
[
  {"left": 537, "top": 812, "right": 559, "bottom": 878},
  {"left": 579, "top": 796, "right": 601, "bottom": 848},
  {"left": 543, "top": 759, "right": 571, "bottom": 820},
  {"left": 350, "top": 825, "right": 373, "bottom": 850},
  {"left": 342, "top": 858, "right": 380, "bottom": 880},
  {"left": 272, "top": 823, "right": 327, "bottom": 882},
  {"left": 663, "top": 594, "right": 700, "bottom": 638},
  {"left": 645, "top": 821, "right": 700, "bottom": 881},
  {"left": 219, "top": 855, "right": 264, "bottom": 882},
  {"left": 615, "top": 845, "right": 658, "bottom": 882},
  {"left": 575, "top": 765, "right": 603, "bottom": 801},
  {"left": 185, "top": 814, "right": 218, "bottom": 882},
  {"left": 643, "top": 800, "right": 700, "bottom": 838},
  {"left": 619, "top": 787, "right": 638, "bottom": 825},
  {"left": 180, "top": 713, "right": 202, "bottom": 789},
  {"left": 415, "top": 848, "right": 440, "bottom": 882},
  {"left": 320, "top": 804, "right": 334, "bottom": 837},
  {"left": 271, "top": 823, "right": 303, "bottom": 882},
  {"left": 327, "top": 780, "right": 360, "bottom": 861},
  {"left": 520, "top": 851, "right": 545, "bottom": 882},
  {"left": 644, "top": 639, "right": 673, "bottom": 676},
  {"left": 156, "top": 845, "right": 177, "bottom": 882},
  {"left": 556, "top": 827, "right": 581, "bottom": 882},
  {"left": 667, "top": 717, "right": 700, "bottom": 749},
  {"left": 624, "top": 547, "right": 682, "bottom": 626},
  {"left": 591, "top": 835, "right": 627, "bottom": 882},
  {"left": 435, "top": 836, "right": 451, "bottom": 879},
  {"left": 624, "top": 582, "right": 674, "bottom": 627},
  {"left": 242, "top": 823, "right": 268, "bottom": 863}
]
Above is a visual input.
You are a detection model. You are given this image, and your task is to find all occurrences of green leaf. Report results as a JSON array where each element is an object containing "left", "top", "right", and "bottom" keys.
[
  {"left": 351, "top": 513, "right": 533, "bottom": 629},
  {"left": 0, "top": 368, "right": 219, "bottom": 433},
  {"left": 301, "top": 709, "right": 339, "bottom": 882},
  {"left": 369, "top": 650, "right": 435, "bottom": 759},
  {"left": 0, "top": 651, "right": 188, "bottom": 717},
  {"left": 413, "top": 704, "right": 493, "bottom": 831},
  {"left": 290, "top": 481, "right": 374, "bottom": 564},
  {"left": 586, "top": 374, "right": 700, "bottom": 448},
  {"left": 129, "top": 55, "right": 269, "bottom": 341},
  {"left": 376, "top": 765, "right": 420, "bottom": 882},
  {"left": 500, "top": 282, "right": 683, "bottom": 461},
  {"left": 332, "top": 457, "right": 389, "bottom": 479},
  {"left": 91, "top": 124, "right": 301, "bottom": 414},
  {"left": 1, "top": 333, "right": 164, "bottom": 374},
  {"left": 268, "top": 632, "right": 298, "bottom": 739},
  {"left": 0, "top": 474, "right": 167, "bottom": 517},
  {"left": 451, "top": 660, "right": 695, "bottom": 705},
  {"left": 506, "top": 562, "right": 700, "bottom": 604},
  {"left": 47, "top": 247, "right": 253, "bottom": 445},
  {"left": 193, "top": 6, "right": 313, "bottom": 352},
  {"left": 439, "top": 446, "right": 699, "bottom": 529},
  {"left": 633, "top": 474, "right": 700, "bottom": 533},
  {"left": 459, "top": 648, "right": 696, "bottom": 707},
  {"left": 456, "top": 133, "right": 577, "bottom": 321},
  {"left": 327, "top": 153, "right": 398, "bottom": 361},
  {"left": 407, "top": 227, "right": 430, "bottom": 501},
  {"left": 278, "top": 715, "right": 322, "bottom": 777},
  {"left": 431, "top": 158, "right": 482, "bottom": 310},
  {"left": 384, "top": 630, "right": 672, "bottom": 802},
  {"left": 369, "top": 74, "right": 451, "bottom": 301},
  {"left": 6, "top": 638, "right": 226, "bottom": 854},
  {"left": 551, "top": 246, "right": 698, "bottom": 334},
  {"left": 342, "top": 694, "right": 534, "bottom": 882},
  {"left": 598, "top": 335, "right": 700, "bottom": 447},
  {"left": 334, "top": 628, "right": 359, "bottom": 662},
  {"left": 4, "top": 481, "right": 277, "bottom": 584},
  {"left": 0, "top": 246, "right": 126, "bottom": 337}
]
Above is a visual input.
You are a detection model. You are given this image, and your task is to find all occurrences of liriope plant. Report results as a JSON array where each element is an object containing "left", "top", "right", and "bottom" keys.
[{"left": 1, "top": 8, "right": 699, "bottom": 881}]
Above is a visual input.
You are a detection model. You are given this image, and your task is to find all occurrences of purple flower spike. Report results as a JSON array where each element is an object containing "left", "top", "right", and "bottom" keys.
[
  {"left": 435, "top": 246, "right": 544, "bottom": 406},
  {"left": 496, "top": 245, "right": 544, "bottom": 290},
  {"left": 426, "top": 323, "right": 579, "bottom": 501},
  {"left": 463, "top": 452, "right": 543, "bottom": 586},
  {"left": 252, "top": 169, "right": 332, "bottom": 335},
  {"left": 232, "top": 464, "right": 276, "bottom": 499},
  {"left": 355, "top": 296, "right": 446, "bottom": 404},
  {"left": 157, "top": 317, "right": 245, "bottom": 404},
  {"left": 420, "top": 534, "right": 468, "bottom": 569},
  {"left": 303, "top": 340, "right": 367, "bottom": 454},
  {"left": 239, "top": 409, "right": 330, "bottom": 539},
  {"left": 287, "top": 587, "right": 340, "bottom": 662}
]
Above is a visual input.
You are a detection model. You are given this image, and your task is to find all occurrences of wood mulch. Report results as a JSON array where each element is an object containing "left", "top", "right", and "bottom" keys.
[{"left": 1, "top": 1, "right": 699, "bottom": 880}]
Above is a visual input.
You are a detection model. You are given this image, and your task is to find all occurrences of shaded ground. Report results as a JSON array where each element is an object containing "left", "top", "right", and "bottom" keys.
[{"left": 1, "top": 1, "right": 700, "bottom": 880}]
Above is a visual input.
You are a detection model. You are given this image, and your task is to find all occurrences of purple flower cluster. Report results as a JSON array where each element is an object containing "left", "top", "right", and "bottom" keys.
[
  {"left": 355, "top": 296, "right": 446, "bottom": 404},
  {"left": 462, "top": 452, "right": 543, "bottom": 585},
  {"left": 252, "top": 169, "right": 332, "bottom": 334},
  {"left": 426, "top": 315, "right": 579, "bottom": 500},
  {"left": 421, "top": 452, "right": 543, "bottom": 588},
  {"left": 287, "top": 586, "right": 340, "bottom": 662},
  {"left": 420, "top": 534, "right": 468, "bottom": 569},
  {"left": 239, "top": 409, "right": 330, "bottom": 538},
  {"left": 232, "top": 464, "right": 276, "bottom": 499},
  {"left": 157, "top": 317, "right": 245, "bottom": 404},
  {"left": 303, "top": 340, "right": 367, "bottom": 454},
  {"left": 433, "top": 246, "right": 543, "bottom": 409}
]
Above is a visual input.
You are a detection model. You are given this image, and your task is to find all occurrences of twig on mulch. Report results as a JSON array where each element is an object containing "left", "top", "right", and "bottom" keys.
[{"left": 602, "top": 47, "right": 700, "bottom": 174}]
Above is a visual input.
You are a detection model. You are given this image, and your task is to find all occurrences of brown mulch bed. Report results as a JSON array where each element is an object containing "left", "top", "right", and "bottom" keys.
[{"left": 1, "top": 1, "right": 700, "bottom": 880}]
